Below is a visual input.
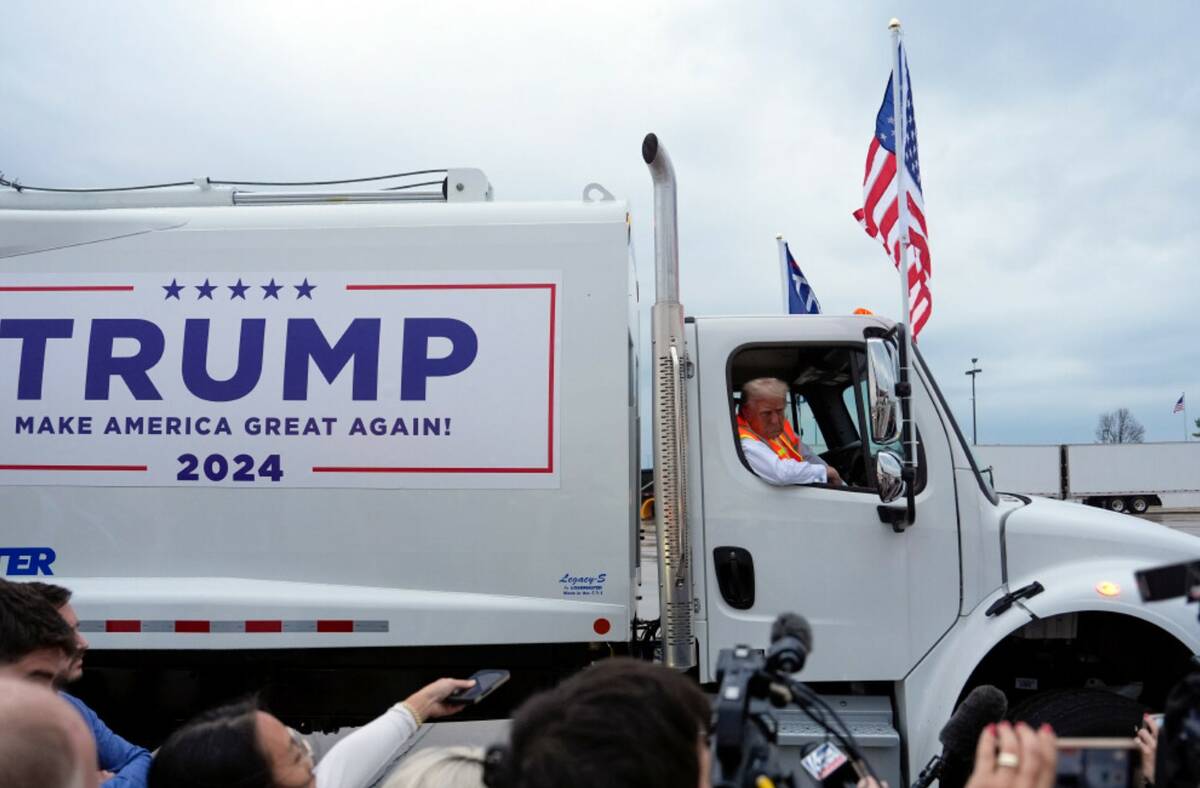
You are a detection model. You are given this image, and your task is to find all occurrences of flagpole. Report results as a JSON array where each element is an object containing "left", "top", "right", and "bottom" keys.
[
  {"left": 889, "top": 18, "right": 918, "bottom": 472},
  {"left": 1185, "top": 395, "right": 1190, "bottom": 442},
  {"left": 777, "top": 234, "right": 790, "bottom": 313}
]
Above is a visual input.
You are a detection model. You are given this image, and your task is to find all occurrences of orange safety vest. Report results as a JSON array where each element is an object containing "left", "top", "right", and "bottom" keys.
[{"left": 737, "top": 414, "right": 804, "bottom": 462}]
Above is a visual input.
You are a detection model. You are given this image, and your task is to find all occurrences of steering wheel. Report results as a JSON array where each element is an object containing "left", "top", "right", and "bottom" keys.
[{"left": 820, "top": 440, "right": 866, "bottom": 486}]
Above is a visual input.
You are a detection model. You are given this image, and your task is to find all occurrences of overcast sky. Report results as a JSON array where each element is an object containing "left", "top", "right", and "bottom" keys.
[{"left": 4, "top": 1, "right": 1197, "bottom": 446}]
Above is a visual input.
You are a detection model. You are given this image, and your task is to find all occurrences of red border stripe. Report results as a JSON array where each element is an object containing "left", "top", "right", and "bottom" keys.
[
  {"left": 345, "top": 283, "right": 552, "bottom": 291},
  {"left": 245, "top": 620, "right": 283, "bottom": 633},
  {"left": 0, "top": 286, "right": 134, "bottom": 292},
  {"left": 175, "top": 620, "right": 210, "bottom": 633},
  {"left": 91, "top": 619, "right": 378, "bottom": 633},
  {"left": 316, "top": 620, "right": 354, "bottom": 633},
  {"left": 0, "top": 464, "right": 147, "bottom": 472},
  {"left": 312, "top": 466, "right": 549, "bottom": 474},
  {"left": 106, "top": 620, "right": 141, "bottom": 633},
  {"left": 546, "top": 283, "right": 556, "bottom": 473}
]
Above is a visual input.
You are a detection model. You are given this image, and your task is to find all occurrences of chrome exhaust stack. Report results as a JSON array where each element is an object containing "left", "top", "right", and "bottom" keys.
[{"left": 642, "top": 133, "right": 696, "bottom": 670}]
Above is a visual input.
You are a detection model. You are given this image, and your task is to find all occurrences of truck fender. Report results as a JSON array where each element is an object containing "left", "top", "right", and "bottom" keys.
[
  {"left": 1012, "top": 557, "right": 1200, "bottom": 651},
  {"left": 899, "top": 568, "right": 1200, "bottom": 774}
]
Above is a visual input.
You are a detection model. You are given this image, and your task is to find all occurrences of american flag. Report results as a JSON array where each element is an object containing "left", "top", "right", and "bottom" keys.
[
  {"left": 785, "top": 242, "right": 822, "bottom": 315},
  {"left": 1174, "top": 394, "right": 1186, "bottom": 414},
  {"left": 853, "top": 43, "right": 932, "bottom": 337}
]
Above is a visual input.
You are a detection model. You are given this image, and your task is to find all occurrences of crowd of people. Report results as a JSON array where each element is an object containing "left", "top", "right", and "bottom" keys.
[{"left": 0, "top": 576, "right": 1180, "bottom": 788}]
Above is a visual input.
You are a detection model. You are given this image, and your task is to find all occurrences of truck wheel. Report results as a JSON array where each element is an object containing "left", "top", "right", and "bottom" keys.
[
  {"left": 1130, "top": 497, "right": 1149, "bottom": 514},
  {"left": 1107, "top": 497, "right": 1126, "bottom": 513},
  {"left": 1008, "top": 688, "right": 1145, "bottom": 736}
]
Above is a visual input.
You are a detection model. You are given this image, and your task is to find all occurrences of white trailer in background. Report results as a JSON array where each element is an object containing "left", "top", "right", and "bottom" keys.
[
  {"left": 972, "top": 444, "right": 1061, "bottom": 498},
  {"left": 975, "top": 442, "right": 1200, "bottom": 513}
]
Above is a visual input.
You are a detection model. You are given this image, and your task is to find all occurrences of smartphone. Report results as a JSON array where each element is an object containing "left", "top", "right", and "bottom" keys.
[
  {"left": 1055, "top": 737, "right": 1139, "bottom": 788},
  {"left": 445, "top": 669, "right": 511, "bottom": 705}
]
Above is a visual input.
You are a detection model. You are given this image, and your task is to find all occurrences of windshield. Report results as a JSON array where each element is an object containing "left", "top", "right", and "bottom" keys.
[
  {"left": 912, "top": 344, "right": 999, "bottom": 505},
  {"left": 966, "top": 444, "right": 998, "bottom": 498}
]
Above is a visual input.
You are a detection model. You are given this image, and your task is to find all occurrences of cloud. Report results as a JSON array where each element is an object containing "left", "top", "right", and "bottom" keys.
[{"left": 2, "top": 0, "right": 1196, "bottom": 450}]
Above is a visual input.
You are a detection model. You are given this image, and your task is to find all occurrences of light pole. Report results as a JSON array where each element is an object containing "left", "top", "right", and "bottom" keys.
[{"left": 965, "top": 358, "right": 982, "bottom": 445}]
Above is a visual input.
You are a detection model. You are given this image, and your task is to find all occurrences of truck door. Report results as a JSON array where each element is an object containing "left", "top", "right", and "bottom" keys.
[{"left": 693, "top": 318, "right": 961, "bottom": 681}]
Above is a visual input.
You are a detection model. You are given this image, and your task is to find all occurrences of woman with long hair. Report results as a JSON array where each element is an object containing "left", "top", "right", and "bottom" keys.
[{"left": 149, "top": 677, "right": 474, "bottom": 788}]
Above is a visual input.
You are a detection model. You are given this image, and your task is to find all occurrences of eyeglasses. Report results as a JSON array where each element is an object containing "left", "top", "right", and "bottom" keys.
[{"left": 287, "top": 727, "right": 314, "bottom": 760}]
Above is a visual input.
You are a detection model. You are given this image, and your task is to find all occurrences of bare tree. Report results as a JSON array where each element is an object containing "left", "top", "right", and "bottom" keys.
[{"left": 1095, "top": 408, "right": 1146, "bottom": 444}]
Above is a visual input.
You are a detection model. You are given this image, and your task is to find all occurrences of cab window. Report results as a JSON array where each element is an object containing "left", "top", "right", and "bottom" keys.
[
  {"left": 794, "top": 395, "right": 828, "bottom": 455},
  {"left": 730, "top": 344, "right": 924, "bottom": 492}
]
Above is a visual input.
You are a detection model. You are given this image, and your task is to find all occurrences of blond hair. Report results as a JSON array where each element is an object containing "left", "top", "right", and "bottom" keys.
[
  {"left": 382, "top": 746, "right": 487, "bottom": 788},
  {"left": 741, "top": 377, "right": 788, "bottom": 404}
]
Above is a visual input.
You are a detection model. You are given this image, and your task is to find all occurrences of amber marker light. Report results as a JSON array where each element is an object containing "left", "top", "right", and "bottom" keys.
[{"left": 1096, "top": 581, "right": 1121, "bottom": 597}]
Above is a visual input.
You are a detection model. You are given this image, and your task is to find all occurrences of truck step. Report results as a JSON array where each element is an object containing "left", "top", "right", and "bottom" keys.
[{"left": 762, "top": 695, "right": 901, "bottom": 787}]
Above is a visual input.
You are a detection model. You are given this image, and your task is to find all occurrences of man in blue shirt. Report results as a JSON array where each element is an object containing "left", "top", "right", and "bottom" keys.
[
  {"left": 0, "top": 579, "right": 75, "bottom": 687},
  {"left": 27, "top": 582, "right": 151, "bottom": 788}
]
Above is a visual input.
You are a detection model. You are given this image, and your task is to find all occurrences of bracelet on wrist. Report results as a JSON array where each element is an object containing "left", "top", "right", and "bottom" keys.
[{"left": 399, "top": 701, "right": 424, "bottom": 727}]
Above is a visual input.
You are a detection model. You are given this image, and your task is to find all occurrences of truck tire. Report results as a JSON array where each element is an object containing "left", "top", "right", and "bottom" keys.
[
  {"left": 1130, "top": 496, "right": 1149, "bottom": 514},
  {"left": 1008, "top": 688, "right": 1145, "bottom": 736},
  {"left": 1107, "top": 497, "right": 1126, "bottom": 513}
]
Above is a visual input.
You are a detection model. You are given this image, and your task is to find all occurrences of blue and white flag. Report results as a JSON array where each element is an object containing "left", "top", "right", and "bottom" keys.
[{"left": 785, "top": 243, "right": 822, "bottom": 315}]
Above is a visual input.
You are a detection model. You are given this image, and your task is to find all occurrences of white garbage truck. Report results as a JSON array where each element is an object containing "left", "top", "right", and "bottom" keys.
[{"left": 3, "top": 136, "right": 1198, "bottom": 782}]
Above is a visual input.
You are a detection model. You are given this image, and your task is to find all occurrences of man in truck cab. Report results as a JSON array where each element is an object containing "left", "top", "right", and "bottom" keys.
[{"left": 737, "top": 377, "right": 844, "bottom": 486}]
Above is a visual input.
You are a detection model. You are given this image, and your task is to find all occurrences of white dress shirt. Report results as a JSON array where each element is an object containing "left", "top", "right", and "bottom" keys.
[
  {"left": 741, "top": 436, "right": 829, "bottom": 485},
  {"left": 315, "top": 703, "right": 418, "bottom": 788}
]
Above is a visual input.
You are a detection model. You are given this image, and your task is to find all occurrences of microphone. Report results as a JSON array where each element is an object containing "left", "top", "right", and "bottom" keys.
[
  {"left": 912, "top": 685, "right": 1007, "bottom": 788},
  {"left": 767, "top": 612, "right": 813, "bottom": 674}
]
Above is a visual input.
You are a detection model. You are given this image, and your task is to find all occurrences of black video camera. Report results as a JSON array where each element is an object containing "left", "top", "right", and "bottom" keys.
[
  {"left": 712, "top": 643, "right": 793, "bottom": 788},
  {"left": 710, "top": 613, "right": 871, "bottom": 788}
]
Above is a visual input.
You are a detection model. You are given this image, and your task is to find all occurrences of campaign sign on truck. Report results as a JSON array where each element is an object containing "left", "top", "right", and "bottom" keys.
[{"left": 0, "top": 272, "right": 560, "bottom": 489}]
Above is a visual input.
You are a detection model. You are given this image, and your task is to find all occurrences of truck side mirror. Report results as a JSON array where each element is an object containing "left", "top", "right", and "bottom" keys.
[
  {"left": 875, "top": 450, "right": 905, "bottom": 503},
  {"left": 865, "top": 337, "right": 902, "bottom": 445}
]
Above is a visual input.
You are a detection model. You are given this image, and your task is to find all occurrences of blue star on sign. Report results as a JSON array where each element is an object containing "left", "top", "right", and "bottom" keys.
[
  {"left": 228, "top": 279, "right": 250, "bottom": 299},
  {"left": 294, "top": 278, "right": 317, "bottom": 299},
  {"left": 162, "top": 279, "right": 185, "bottom": 300},
  {"left": 195, "top": 279, "right": 217, "bottom": 299},
  {"left": 261, "top": 279, "right": 283, "bottom": 299}
]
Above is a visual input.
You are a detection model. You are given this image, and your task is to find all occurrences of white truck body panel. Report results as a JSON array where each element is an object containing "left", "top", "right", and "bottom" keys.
[
  {"left": 1, "top": 200, "right": 639, "bottom": 649},
  {"left": 1003, "top": 497, "right": 1200, "bottom": 594},
  {"left": 901, "top": 494, "right": 1200, "bottom": 771},
  {"left": 901, "top": 557, "right": 1200, "bottom": 774}
]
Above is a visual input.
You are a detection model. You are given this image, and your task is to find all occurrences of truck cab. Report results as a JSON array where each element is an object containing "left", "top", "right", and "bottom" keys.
[
  {"left": 642, "top": 135, "right": 1200, "bottom": 779},
  {"left": 672, "top": 312, "right": 1200, "bottom": 777},
  {"left": 689, "top": 315, "right": 962, "bottom": 682}
]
